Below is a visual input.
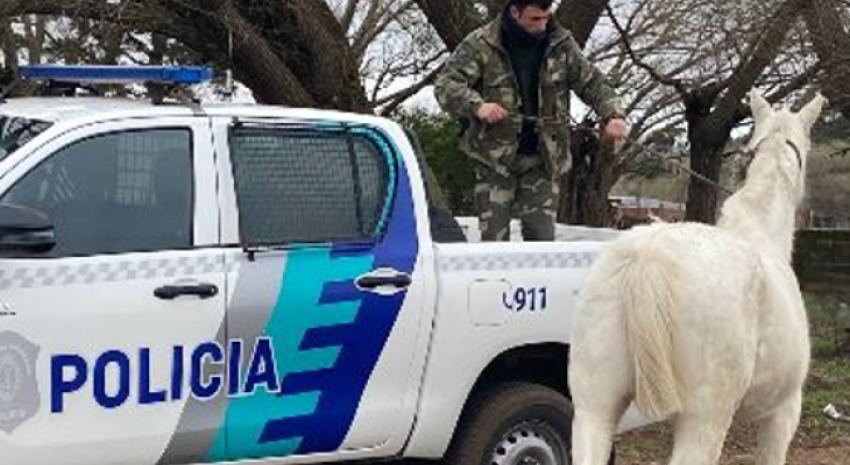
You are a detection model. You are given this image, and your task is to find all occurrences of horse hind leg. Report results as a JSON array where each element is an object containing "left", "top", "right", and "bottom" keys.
[
  {"left": 754, "top": 392, "right": 802, "bottom": 465},
  {"left": 569, "top": 319, "right": 632, "bottom": 465},
  {"left": 669, "top": 406, "right": 737, "bottom": 465},
  {"left": 571, "top": 398, "right": 629, "bottom": 465}
]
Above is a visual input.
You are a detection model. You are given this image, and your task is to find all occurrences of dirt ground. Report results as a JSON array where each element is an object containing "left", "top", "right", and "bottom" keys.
[
  {"left": 615, "top": 414, "right": 850, "bottom": 465},
  {"left": 613, "top": 339, "right": 850, "bottom": 465}
]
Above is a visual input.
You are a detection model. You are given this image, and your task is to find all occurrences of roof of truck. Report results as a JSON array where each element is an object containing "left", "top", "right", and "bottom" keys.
[
  {"left": 0, "top": 97, "right": 179, "bottom": 121},
  {"left": 0, "top": 96, "right": 395, "bottom": 130}
]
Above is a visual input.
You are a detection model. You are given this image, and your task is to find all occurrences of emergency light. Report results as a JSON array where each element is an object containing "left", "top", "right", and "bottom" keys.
[{"left": 18, "top": 65, "right": 214, "bottom": 85}]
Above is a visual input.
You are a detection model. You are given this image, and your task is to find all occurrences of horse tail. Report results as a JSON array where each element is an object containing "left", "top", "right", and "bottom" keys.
[{"left": 617, "top": 228, "right": 684, "bottom": 419}]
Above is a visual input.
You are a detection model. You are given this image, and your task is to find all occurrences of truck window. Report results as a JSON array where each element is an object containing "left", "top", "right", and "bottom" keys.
[
  {"left": 229, "top": 126, "right": 391, "bottom": 246},
  {"left": 0, "top": 115, "right": 52, "bottom": 162},
  {"left": 403, "top": 127, "right": 466, "bottom": 243},
  {"left": 0, "top": 128, "right": 193, "bottom": 257}
]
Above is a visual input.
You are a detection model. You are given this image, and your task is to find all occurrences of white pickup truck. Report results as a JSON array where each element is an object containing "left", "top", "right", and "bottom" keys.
[{"left": 0, "top": 66, "right": 630, "bottom": 465}]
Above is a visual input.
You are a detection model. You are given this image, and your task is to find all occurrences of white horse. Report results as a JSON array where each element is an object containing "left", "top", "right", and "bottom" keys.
[{"left": 569, "top": 90, "right": 826, "bottom": 465}]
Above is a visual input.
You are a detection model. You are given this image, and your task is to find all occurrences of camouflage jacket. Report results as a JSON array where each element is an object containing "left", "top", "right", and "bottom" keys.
[{"left": 435, "top": 15, "right": 624, "bottom": 177}]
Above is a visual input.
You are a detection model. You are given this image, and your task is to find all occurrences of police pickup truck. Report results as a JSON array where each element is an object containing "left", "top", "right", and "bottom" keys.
[{"left": 0, "top": 66, "right": 626, "bottom": 465}]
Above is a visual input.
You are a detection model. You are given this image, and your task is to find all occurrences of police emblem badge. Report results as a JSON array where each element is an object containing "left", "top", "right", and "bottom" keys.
[{"left": 0, "top": 331, "right": 41, "bottom": 433}]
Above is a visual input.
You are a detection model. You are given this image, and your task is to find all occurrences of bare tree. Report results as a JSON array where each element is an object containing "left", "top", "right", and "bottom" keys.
[
  {"left": 0, "top": 17, "right": 17, "bottom": 86},
  {"left": 415, "top": 0, "right": 815, "bottom": 225},
  {"left": 556, "top": 0, "right": 610, "bottom": 47},
  {"left": 21, "top": 15, "right": 47, "bottom": 65},
  {"left": 802, "top": 0, "right": 850, "bottom": 119},
  {"left": 414, "top": 0, "right": 487, "bottom": 51},
  {"left": 1, "top": 0, "right": 836, "bottom": 227},
  {"left": 416, "top": 0, "right": 611, "bottom": 50},
  {"left": 331, "top": 0, "right": 446, "bottom": 114},
  {"left": 0, "top": 0, "right": 464, "bottom": 112},
  {"left": 603, "top": 0, "right": 814, "bottom": 223},
  {"left": 1, "top": 0, "right": 370, "bottom": 109}
]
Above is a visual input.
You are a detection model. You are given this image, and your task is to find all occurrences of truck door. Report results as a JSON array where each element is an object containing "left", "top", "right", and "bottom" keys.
[
  {"left": 0, "top": 118, "right": 226, "bottom": 465},
  {"left": 208, "top": 118, "right": 432, "bottom": 462}
]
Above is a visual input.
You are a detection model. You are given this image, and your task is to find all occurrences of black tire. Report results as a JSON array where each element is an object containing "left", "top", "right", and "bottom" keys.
[{"left": 445, "top": 382, "right": 573, "bottom": 465}]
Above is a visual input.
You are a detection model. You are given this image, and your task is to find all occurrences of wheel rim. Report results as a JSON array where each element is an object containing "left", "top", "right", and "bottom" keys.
[{"left": 489, "top": 420, "right": 568, "bottom": 465}]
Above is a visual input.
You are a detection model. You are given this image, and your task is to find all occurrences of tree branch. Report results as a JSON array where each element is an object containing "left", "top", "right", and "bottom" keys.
[
  {"left": 352, "top": 0, "right": 417, "bottom": 60},
  {"left": 414, "top": 0, "right": 483, "bottom": 50},
  {"left": 340, "top": 0, "right": 361, "bottom": 32},
  {"left": 606, "top": 3, "right": 687, "bottom": 96},
  {"left": 556, "top": 0, "right": 608, "bottom": 48},
  {"left": 352, "top": 0, "right": 383, "bottom": 55},
  {"left": 376, "top": 63, "right": 444, "bottom": 115},
  {"left": 709, "top": 0, "right": 807, "bottom": 127},
  {"left": 803, "top": 0, "right": 850, "bottom": 119},
  {"left": 218, "top": 1, "right": 314, "bottom": 105}
]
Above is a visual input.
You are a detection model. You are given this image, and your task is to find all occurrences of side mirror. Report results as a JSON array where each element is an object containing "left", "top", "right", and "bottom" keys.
[{"left": 0, "top": 204, "right": 56, "bottom": 256}]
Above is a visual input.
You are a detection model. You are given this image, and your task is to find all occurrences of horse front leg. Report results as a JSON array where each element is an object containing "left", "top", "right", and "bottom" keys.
[{"left": 754, "top": 391, "right": 802, "bottom": 465}]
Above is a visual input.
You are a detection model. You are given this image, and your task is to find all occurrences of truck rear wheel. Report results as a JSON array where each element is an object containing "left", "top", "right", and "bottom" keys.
[{"left": 446, "top": 383, "right": 573, "bottom": 465}]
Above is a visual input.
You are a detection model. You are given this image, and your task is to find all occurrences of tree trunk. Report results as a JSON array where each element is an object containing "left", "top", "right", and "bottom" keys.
[
  {"left": 557, "top": 1, "right": 612, "bottom": 225},
  {"left": 414, "top": 0, "right": 483, "bottom": 50},
  {"left": 560, "top": 128, "right": 621, "bottom": 227},
  {"left": 22, "top": 15, "right": 45, "bottom": 64},
  {"left": 685, "top": 135, "right": 725, "bottom": 223},
  {"left": 557, "top": 0, "right": 610, "bottom": 47},
  {"left": 417, "top": 0, "right": 611, "bottom": 51},
  {"left": 99, "top": 22, "right": 123, "bottom": 64},
  {"left": 583, "top": 151, "right": 621, "bottom": 227},
  {"left": 802, "top": 0, "right": 850, "bottom": 119},
  {"left": 681, "top": 86, "right": 723, "bottom": 223},
  {"left": 0, "top": 17, "right": 16, "bottom": 86},
  {"left": 174, "top": 0, "right": 369, "bottom": 110},
  {"left": 1, "top": 0, "right": 371, "bottom": 111}
]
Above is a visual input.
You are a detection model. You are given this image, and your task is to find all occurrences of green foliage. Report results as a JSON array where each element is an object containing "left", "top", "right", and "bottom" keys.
[
  {"left": 801, "top": 356, "right": 850, "bottom": 432},
  {"left": 811, "top": 338, "right": 840, "bottom": 359},
  {"left": 393, "top": 110, "right": 477, "bottom": 216}
]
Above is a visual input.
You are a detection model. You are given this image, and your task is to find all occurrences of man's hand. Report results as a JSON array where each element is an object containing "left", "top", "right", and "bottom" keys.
[
  {"left": 476, "top": 103, "right": 509, "bottom": 124},
  {"left": 602, "top": 117, "right": 630, "bottom": 141},
  {"left": 601, "top": 117, "right": 630, "bottom": 152}
]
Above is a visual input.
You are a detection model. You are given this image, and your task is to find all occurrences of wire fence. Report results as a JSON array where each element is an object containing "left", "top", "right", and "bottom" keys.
[
  {"left": 795, "top": 230, "right": 850, "bottom": 356},
  {"left": 794, "top": 229, "right": 850, "bottom": 297}
]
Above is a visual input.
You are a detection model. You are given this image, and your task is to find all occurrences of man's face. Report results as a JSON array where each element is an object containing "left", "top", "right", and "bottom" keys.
[{"left": 510, "top": 5, "right": 551, "bottom": 36}]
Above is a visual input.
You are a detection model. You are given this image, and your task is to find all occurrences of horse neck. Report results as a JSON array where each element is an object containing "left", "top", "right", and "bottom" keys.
[{"left": 717, "top": 138, "right": 801, "bottom": 261}]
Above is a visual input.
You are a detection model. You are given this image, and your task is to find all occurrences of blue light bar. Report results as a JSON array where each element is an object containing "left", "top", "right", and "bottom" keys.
[{"left": 19, "top": 65, "right": 213, "bottom": 85}]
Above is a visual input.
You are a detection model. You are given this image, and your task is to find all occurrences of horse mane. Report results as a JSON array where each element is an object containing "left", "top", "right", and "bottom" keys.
[{"left": 717, "top": 125, "right": 805, "bottom": 261}]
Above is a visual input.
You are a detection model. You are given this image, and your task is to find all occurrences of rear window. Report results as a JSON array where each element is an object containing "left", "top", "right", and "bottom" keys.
[{"left": 0, "top": 115, "right": 53, "bottom": 162}]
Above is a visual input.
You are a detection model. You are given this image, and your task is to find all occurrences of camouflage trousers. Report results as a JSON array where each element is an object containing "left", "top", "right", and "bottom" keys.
[{"left": 474, "top": 158, "right": 559, "bottom": 242}]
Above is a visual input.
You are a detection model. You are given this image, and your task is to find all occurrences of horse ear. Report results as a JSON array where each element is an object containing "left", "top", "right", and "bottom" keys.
[
  {"left": 749, "top": 89, "right": 772, "bottom": 122},
  {"left": 798, "top": 93, "right": 827, "bottom": 132}
]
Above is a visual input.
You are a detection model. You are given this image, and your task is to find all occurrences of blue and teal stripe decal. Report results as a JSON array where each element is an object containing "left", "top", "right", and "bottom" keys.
[{"left": 208, "top": 127, "right": 419, "bottom": 460}]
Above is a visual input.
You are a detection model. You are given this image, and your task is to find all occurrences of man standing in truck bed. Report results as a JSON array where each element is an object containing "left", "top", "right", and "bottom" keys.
[{"left": 435, "top": 0, "right": 629, "bottom": 241}]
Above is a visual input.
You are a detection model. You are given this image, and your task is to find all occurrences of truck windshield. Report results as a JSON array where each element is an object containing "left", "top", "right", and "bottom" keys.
[{"left": 0, "top": 115, "right": 52, "bottom": 162}]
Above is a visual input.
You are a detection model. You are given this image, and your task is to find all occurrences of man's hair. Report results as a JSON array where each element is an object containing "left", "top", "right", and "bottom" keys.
[{"left": 507, "top": 0, "right": 554, "bottom": 9}]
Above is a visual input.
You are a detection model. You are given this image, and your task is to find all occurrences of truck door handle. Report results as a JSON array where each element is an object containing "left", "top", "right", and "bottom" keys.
[
  {"left": 154, "top": 283, "right": 219, "bottom": 300},
  {"left": 355, "top": 271, "right": 412, "bottom": 290}
]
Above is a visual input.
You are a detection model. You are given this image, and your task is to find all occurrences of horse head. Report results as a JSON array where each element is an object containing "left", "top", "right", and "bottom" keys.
[
  {"left": 746, "top": 90, "right": 826, "bottom": 161},
  {"left": 743, "top": 90, "right": 827, "bottom": 198}
]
